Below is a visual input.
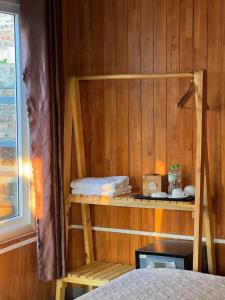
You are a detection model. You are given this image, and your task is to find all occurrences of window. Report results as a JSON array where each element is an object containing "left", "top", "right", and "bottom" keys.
[{"left": 0, "top": 2, "right": 33, "bottom": 242}]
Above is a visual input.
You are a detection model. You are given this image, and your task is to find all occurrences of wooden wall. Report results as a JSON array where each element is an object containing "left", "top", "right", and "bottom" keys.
[
  {"left": 63, "top": 0, "right": 225, "bottom": 274},
  {"left": 0, "top": 242, "right": 55, "bottom": 300}
]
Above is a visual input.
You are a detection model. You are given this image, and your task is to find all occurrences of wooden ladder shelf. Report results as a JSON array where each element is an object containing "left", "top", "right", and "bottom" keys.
[{"left": 56, "top": 70, "right": 216, "bottom": 300}]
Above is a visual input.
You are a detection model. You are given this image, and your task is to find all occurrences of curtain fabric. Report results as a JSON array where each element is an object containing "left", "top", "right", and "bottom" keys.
[{"left": 20, "top": 0, "right": 65, "bottom": 281}]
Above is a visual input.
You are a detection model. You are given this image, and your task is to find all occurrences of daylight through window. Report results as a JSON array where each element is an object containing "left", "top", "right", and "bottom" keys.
[{"left": 0, "top": 12, "right": 18, "bottom": 221}]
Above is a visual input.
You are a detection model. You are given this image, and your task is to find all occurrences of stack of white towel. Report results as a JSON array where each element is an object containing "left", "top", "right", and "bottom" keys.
[{"left": 71, "top": 176, "right": 132, "bottom": 196}]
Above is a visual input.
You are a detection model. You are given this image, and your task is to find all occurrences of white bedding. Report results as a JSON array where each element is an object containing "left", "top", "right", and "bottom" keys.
[{"left": 77, "top": 268, "right": 225, "bottom": 300}]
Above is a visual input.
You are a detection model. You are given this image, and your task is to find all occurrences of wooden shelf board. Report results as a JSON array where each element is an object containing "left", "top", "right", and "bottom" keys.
[
  {"left": 68, "top": 194, "right": 195, "bottom": 211},
  {"left": 64, "top": 261, "right": 134, "bottom": 286},
  {"left": 76, "top": 72, "right": 194, "bottom": 81}
]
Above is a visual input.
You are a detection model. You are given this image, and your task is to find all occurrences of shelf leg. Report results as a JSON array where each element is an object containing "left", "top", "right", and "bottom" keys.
[
  {"left": 81, "top": 203, "right": 94, "bottom": 264},
  {"left": 203, "top": 144, "right": 216, "bottom": 274},
  {"left": 193, "top": 70, "right": 205, "bottom": 272},
  {"left": 55, "top": 279, "right": 67, "bottom": 300}
]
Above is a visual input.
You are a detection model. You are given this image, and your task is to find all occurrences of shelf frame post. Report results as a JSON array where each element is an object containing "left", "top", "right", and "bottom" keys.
[
  {"left": 193, "top": 70, "right": 205, "bottom": 272},
  {"left": 71, "top": 78, "right": 94, "bottom": 264},
  {"left": 57, "top": 70, "right": 216, "bottom": 299},
  {"left": 202, "top": 71, "right": 216, "bottom": 274},
  {"left": 193, "top": 70, "right": 215, "bottom": 274}
]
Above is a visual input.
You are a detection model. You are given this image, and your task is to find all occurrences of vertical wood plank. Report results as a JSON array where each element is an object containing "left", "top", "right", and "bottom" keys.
[
  {"left": 79, "top": 0, "right": 92, "bottom": 176},
  {"left": 115, "top": 0, "right": 130, "bottom": 264},
  {"left": 68, "top": 228, "right": 86, "bottom": 270},
  {"left": 165, "top": 0, "right": 180, "bottom": 234},
  {"left": 140, "top": 0, "right": 155, "bottom": 246},
  {"left": 128, "top": 0, "right": 142, "bottom": 264},
  {"left": 154, "top": 0, "right": 167, "bottom": 234},
  {"left": 194, "top": 0, "right": 210, "bottom": 267},
  {"left": 89, "top": 0, "right": 107, "bottom": 263},
  {"left": 1, "top": 249, "right": 13, "bottom": 300},
  {"left": 207, "top": 0, "right": 222, "bottom": 239},
  {"left": 194, "top": 0, "right": 208, "bottom": 70},
  {"left": 116, "top": 0, "right": 129, "bottom": 177},
  {"left": 216, "top": 244, "right": 225, "bottom": 276},
  {"left": 193, "top": 0, "right": 208, "bottom": 196},
  {"left": 79, "top": 0, "right": 92, "bottom": 76},
  {"left": 19, "top": 244, "right": 34, "bottom": 300},
  {"left": 193, "top": 70, "right": 205, "bottom": 271},
  {"left": 68, "top": 0, "right": 80, "bottom": 76},
  {"left": 179, "top": 0, "right": 194, "bottom": 235},
  {"left": 19, "top": 244, "right": 46, "bottom": 300},
  {"left": 71, "top": 78, "right": 94, "bottom": 265},
  {"left": 9, "top": 250, "right": 20, "bottom": 300},
  {"left": 103, "top": 0, "right": 118, "bottom": 263},
  {"left": 221, "top": 0, "right": 225, "bottom": 240},
  {"left": 68, "top": 0, "right": 90, "bottom": 267},
  {"left": 0, "top": 244, "right": 55, "bottom": 300}
]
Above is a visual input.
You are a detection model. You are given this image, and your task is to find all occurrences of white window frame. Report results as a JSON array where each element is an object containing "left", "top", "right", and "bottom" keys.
[{"left": 0, "top": 1, "right": 35, "bottom": 242}]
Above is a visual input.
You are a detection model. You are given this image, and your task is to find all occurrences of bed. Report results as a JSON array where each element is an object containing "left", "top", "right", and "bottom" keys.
[{"left": 76, "top": 268, "right": 225, "bottom": 300}]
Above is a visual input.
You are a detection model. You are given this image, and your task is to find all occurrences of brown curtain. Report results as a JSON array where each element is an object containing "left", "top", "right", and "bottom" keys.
[{"left": 20, "top": 0, "right": 66, "bottom": 281}]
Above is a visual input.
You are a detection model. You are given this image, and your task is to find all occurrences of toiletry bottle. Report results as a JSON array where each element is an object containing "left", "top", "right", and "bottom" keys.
[
  {"left": 168, "top": 164, "right": 175, "bottom": 195},
  {"left": 174, "top": 163, "right": 181, "bottom": 189},
  {"left": 168, "top": 164, "right": 181, "bottom": 194}
]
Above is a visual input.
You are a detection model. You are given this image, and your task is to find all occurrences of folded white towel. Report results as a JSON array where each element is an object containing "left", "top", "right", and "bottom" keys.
[
  {"left": 72, "top": 184, "right": 132, "bottom": 193},
  {"left": 70, "top": 176, "right": 129, "bottom": 192},
  {"left": 72, "top": 184, "right": 132, "bottom": 194},
  {"left": 72, "top": 185, "right": 132, "bottom": 196}
]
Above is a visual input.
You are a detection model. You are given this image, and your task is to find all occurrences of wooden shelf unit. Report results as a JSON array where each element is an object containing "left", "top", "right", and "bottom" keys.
[
  {"left": 56, "top": 71, "right": 216, "bottom": 300},
  {"left": 63, "top": 261, "right": 134, "bottom": 286},
  {"left": 68, "top": 194, "right": 195, "bottom": 211}
]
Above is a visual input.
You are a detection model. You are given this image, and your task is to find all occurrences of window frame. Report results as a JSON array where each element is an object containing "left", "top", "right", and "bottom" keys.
[{"left": 0, "top": 1, "right": 35, "bottom": 243}]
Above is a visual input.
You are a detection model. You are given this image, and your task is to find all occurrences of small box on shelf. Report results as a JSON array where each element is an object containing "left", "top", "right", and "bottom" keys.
[{"left": 143, "top": 174, "right": 167, "bottom": 196}]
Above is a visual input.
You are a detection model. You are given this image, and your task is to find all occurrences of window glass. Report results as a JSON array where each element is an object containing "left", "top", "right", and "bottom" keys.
[{"left": 0, "top": 12, "right": 18, "bottom": 221}]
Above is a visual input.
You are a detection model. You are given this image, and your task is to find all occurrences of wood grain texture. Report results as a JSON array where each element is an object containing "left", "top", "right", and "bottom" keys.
[
  {"left": 127, "top": 0, "right": 142, "bottom": 265},
  {"left": 77, "top": 73, "right": 193, "bottom": 80},
  {"left": 63, "top": 0, "right": 225, "bottom": 274},
  {"left": 153, "top": 0, "right": 167, "bottom": 235},
  {"left": 193, "top": 0, "right": 207, "bottom": 224},
  {"left": 194, "top": 0, "right": 216, "bottom": 274},
  {"left": 179, "top": 0, "right": 194, "bottom": 236},
  {"left": 207, "top": 0, "right": 222, "bottom": 238},
  {"left": 165, "top": 0, "right": 180, "bottom": 234},
  {"left": 221, "top": 0, "right": 225, "bottom": 240},
  {"left": 66, "top": 260, "right": 133, "bottom": 285},
  {"left": 0, "top": 243, "right": 55, "bottom": 300},
  {"left": 103, "top": 0, "right": 118, "bottom": 263},
  {"left": 193, "top": 70, "right": 205, "bottom": 271},
  {"left": 140, "top": 0, "right": 155, "bottom": 247},
  {"left": 89, "top": 0, "right": 108, "bottom": 263},
  {"left": 115, "top": 0, "right": 130, "bottom": 263},
  {"left": 69, "top": 194, "right": 195, "bottom": 211}
]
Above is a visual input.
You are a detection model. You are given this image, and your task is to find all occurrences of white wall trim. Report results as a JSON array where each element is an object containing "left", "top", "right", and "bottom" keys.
[
  {"left": 69, "top": 224, "right": 225, "bottom": 245},
  {"left": 0, "top": 236, "right": 37, "bottom": 255},
  {"left": 1, "top": 225, "right": 223, "bottom": 255}
]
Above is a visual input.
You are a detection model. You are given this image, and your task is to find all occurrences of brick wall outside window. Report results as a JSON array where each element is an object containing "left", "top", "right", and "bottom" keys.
[{"left": 0, "top": 12, "right": 17, "bottom": 219}]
